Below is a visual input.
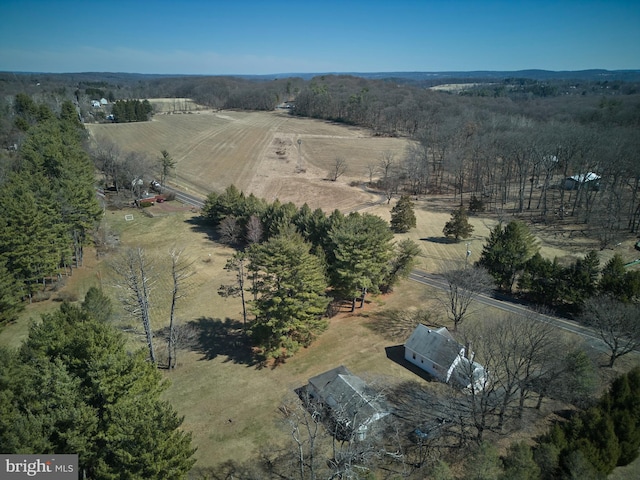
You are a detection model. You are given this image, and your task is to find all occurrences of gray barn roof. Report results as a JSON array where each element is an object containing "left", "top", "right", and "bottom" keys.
[{"left": 308, "top": 366, "right": 387, "bottom": 427}]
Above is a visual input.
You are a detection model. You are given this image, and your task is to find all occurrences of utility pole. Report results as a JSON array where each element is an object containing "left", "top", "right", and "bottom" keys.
[
  {"left": 296, "top": 138, "right": 303, "bottom": 172},
  {"left": 465, "top": 242, "right": 471, "bottom": 268}
]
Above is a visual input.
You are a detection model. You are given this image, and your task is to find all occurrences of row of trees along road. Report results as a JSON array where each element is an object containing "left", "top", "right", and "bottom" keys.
[
  {"left": 0, "top": 96, "right": 102, "bottom": 325},
  {"left": 204, "top": 185, "right": 420, "bottom": 361},
  {"left": 475, "top": 219, "right": 640, "bottom": 366}
]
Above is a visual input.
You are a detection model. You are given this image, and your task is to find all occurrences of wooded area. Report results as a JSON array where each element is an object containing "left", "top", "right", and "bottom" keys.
[{"left": 1, "top": 70, "right": 639, "bottom": 479}]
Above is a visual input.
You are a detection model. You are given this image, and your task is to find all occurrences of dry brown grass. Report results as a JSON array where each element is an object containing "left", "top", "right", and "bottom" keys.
[{"left": 3, "top": 108, "right": 636, "bottom": 472}]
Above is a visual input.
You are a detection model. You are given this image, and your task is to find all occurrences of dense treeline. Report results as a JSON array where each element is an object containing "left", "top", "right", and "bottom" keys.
[
  {"left": 0, "top": 300, "right": 196, "bottom": 479},
  {"left": 478, "top": 220, "right": 640, "bottom": 307},
  {"left": 110, "top": 98, "right": 153, "bottom": 122},
  {"left": 291, "top": 75, "right": 640, "bottom": 246},
  {"left": 203, "top": 185, "right": 419, "bottom": 360},
  {"left": 504, "top": 367, "right": 640, "bottom": 479},
  {"left": 0, "top": 96, "right": 101, "bottom": 323}
]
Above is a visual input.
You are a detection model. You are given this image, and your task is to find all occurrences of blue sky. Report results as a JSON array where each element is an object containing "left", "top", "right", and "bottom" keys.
[{"left": 1, "top": 0, "right": 638, "bottom": 74}]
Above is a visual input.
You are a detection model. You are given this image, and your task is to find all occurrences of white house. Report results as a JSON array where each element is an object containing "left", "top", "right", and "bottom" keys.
[
  {"left": 100, "top": 98, "right": 108, "bottom": 105},
  {"left": 91, "top": 100, "right": 101, "bottom": 108},
  {"left": 404, "top": 325, "right": 487, "bottom": 391},
  {"left": 307, "top": 365, "right": 389, "bottom": 440}
]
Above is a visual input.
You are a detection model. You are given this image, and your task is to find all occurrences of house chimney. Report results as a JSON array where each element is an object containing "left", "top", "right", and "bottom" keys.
[{"left": 464, "top": 342, "right": 473, "bottom": 361}]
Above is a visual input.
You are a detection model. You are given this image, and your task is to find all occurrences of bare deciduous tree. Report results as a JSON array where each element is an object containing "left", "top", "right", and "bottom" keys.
[
  {"left": 168, "top": 247, "right": 195, "bottom": 369},
  {"left": 366, "top": 162, "right": 377, "bottom": 185},
  {"left": 112, "top": 247, "right": 156, "bottom": 363},
  {"left": 439, "top": 267, "right": 494, "bottom": 331},
  {"left": 329, "top": 156, "right": 348, "bottom": 182},
  {"left": 279, "top": 391, "right": 324, "bottom": 480},
  {"left": 218, "top": 215, "right": 241, "bottom": 245},
  {"left": 218, "top": 253, "right": 249, "bottom": 328},
  {"left": 245, "top": 215, "right": 263, "bottom": 245},
  {"left": 581, "top": 295, "right": 640, "bottom": 367},
  {"left": 462, "top": 313, "right": 567, "bottom": 430}
]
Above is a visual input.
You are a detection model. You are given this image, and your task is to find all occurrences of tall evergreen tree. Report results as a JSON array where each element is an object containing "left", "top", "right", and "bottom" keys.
[
  {"left": 390, "top": 195, "right": 417, "bottom": 233},
  {"left": 477, "top": 221, "right": 539, "bottom": 292},
  {"left": 247, "top": 233, "right": 329, "bottom": 360},
  {"left": 384, "top": 238, "right": 420, "bottom": 291},
  {"left": 328, "top": 212, "right": 394, "bottom": 311},
  {"left": 0, "top": 303, "right": 196, "bottom": 478},
  {"left": 0, "top": 257, "right": 24, "bottom": 326},
  {"left": 599, "top": 253, "right": 635, "bottom": 301},
  {"left": 0, "top": 173, "right": 65, "bottom": 296}
]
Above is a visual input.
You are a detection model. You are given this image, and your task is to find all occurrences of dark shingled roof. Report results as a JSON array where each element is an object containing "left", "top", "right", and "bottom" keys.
[{"left": 308, "top": 366, "right": 388, "bottom": 429}]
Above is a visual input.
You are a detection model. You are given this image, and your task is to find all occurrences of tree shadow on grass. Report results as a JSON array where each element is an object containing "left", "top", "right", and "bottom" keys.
[
  {"left": 184, "top": 215, "right": 219, "bottom": 242},
  {"left": 188, "top": 317, "right": 258, "bottom": 366},
  {"left": 421, "top": 236, "right": 458, "bottom": 244}
]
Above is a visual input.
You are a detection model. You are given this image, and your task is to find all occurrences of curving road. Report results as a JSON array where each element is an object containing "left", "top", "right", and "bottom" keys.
[
  {"left": 409, "top": 269, "right": 613, "bottom": 354},
  {"left": 163, "top": 183, "right": 615, "bottom": 355}
]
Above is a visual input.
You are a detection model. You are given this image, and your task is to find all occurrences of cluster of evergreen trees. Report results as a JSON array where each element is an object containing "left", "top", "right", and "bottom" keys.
[
  {"left": 0, "top": 299, "right": 196, "bottom": 479},
  {"left": 0, "top": 97, "right": 102, "bottom": 324},
  {"left": 203, "top": 185, "right": 419, "bottom": 359},
  {"left": 110, "top": 99, "right": 153, "bottom": 122},
  {"left": 478, "top": 220, "right": 640, "bottom": 310},
  {"left": 501, "top": 367, "right": 640, "bottom": 479}
]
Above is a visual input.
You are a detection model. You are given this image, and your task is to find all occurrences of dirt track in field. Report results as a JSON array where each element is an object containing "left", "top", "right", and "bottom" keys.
[{"left": 87, "top": 108, "right": 409, "bottom": 212}]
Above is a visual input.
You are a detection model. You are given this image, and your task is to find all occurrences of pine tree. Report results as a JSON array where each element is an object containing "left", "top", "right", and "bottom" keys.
[
  {"left": 248, "top": 233, "right": 329, "bottom": 359},
  {"left": 390, "top": 195, "right": 417, "bottom": 233},
  {"left": 81, "top": 286, "right": 113, "bottom": 323},
  {"left": 443, "top": 206, "right": 474, "bottom": 241},
  {"left": 501, "top": 442, "right": 541, "bottom": 480},
  {"left": 384, "top": 238, "right": 420, "bottom": 291},
  {"left": 3, "top": 304, "right": 197, "bottom": 478},
  {"left": 0, "top": 257, "right": 24, "bottom": 326},
  {"left": 599, "top": 254, "right": 628, "bottom": 300},
  {"left": 328, "top": 212, "right": 394, "bottom": 311},
  {"left": 477, "top": 221, "right": 539, "bottom": 292}
]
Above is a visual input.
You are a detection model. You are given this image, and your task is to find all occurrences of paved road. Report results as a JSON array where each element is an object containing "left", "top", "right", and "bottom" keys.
[
  {"left": 162, "top": 184, "right": 206, "bottom": 209},
  {"left": 163, "top": 183, "right": 614, "bottom": 355},
  {"left": 409, "top": 269, "right": 612, "bottom": 354}
]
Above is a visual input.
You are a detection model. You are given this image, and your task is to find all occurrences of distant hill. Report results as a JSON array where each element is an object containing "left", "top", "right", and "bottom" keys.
[
  {"left": 3, "top": 69, "right": 640, "bottom": 84},
  {"left": 235, "top": 69, "right": 640, "bottom": 83}
]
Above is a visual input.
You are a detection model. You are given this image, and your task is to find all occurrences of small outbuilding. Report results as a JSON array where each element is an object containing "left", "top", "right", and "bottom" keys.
[
  {"left": 563, "top": 172, "right": 601, "bottom": 191},
  {"left": 404, "top": 325, "right": 487, "bottom": 391},
  {"left": 307, "top": 365, "right": 389, "bottom": 440}
]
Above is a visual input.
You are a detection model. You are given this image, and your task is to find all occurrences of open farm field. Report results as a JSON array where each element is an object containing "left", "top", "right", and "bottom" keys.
[
  {"left": 86, "top": 106, "right": 633, "bottom": 266},
  {"left": 87, "top": 109, "right": 409, "bottom": 211}
]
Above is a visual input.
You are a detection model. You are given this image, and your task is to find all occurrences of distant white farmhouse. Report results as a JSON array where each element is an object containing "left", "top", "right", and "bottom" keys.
[
  {"left": 404, "top": 324, "right": 487, "bottom": 391},
  {"left": 563, "top": 172, "right": 601, "bottom": 191},
  {"left": 91, "top": 100, "right": 101, "bottom": 108},
  {"left": 100, "top": 98, "right": 108, "bottom": 105},
  {"left": 307, "top": 365, "right": 389, "bottom": 440}
]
